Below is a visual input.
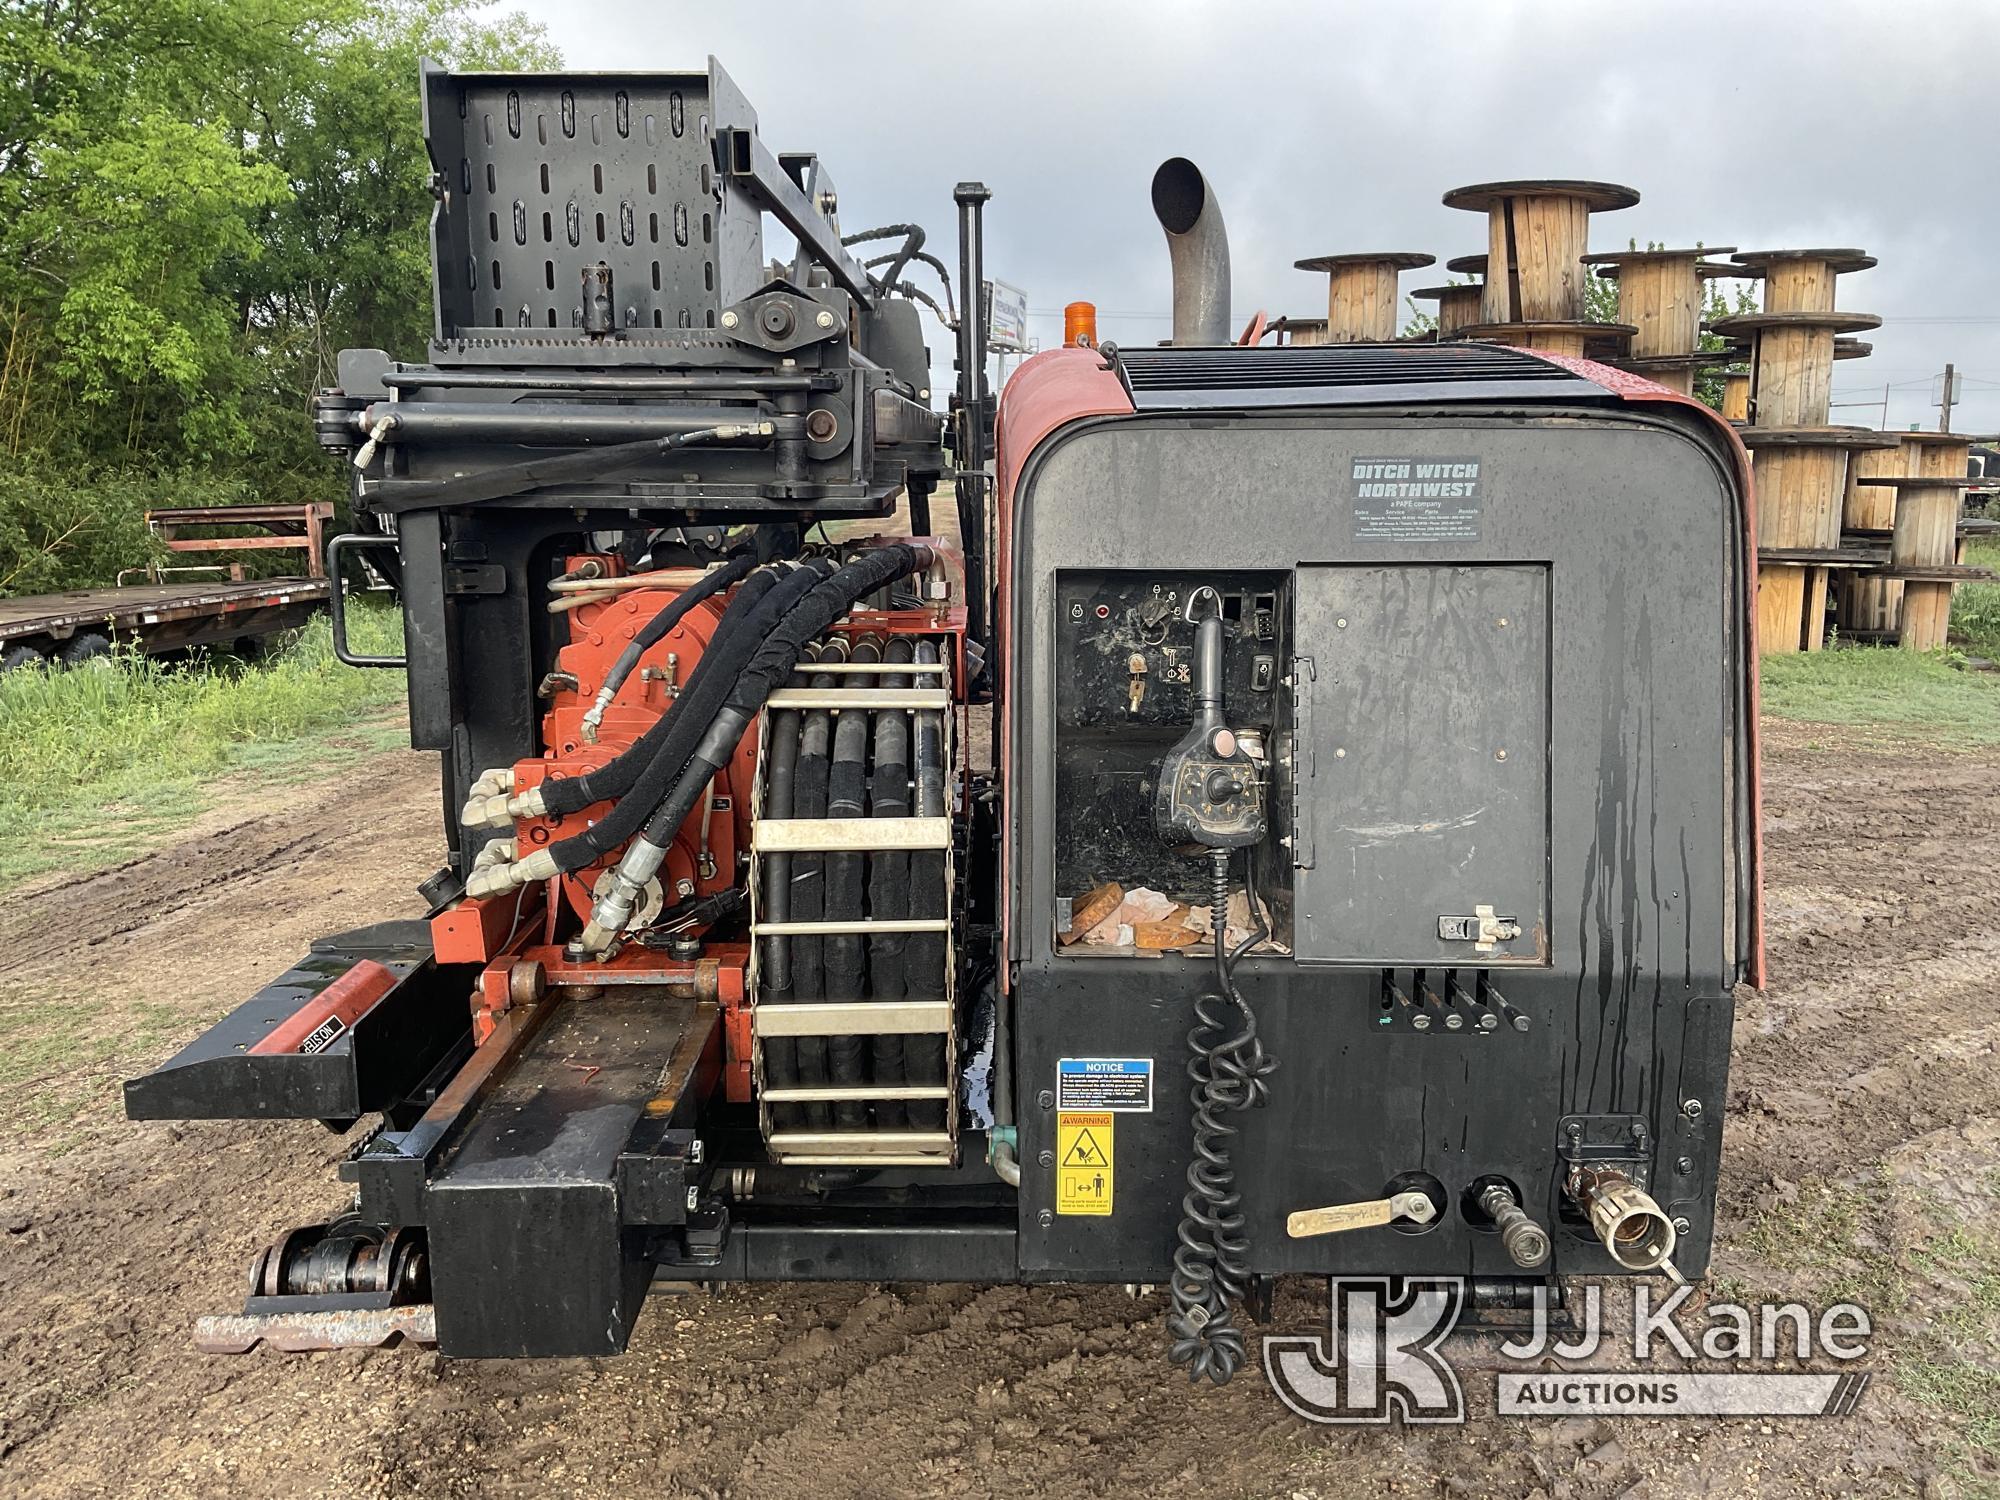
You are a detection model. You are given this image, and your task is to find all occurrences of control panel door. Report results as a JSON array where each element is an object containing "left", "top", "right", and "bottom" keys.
[{"left": 1292, "top": 563, "right": 1549, "bottom": 966}]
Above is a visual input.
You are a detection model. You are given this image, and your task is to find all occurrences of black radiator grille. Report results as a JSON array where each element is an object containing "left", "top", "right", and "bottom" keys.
[{"left": 1115, "top": 342, "right": 1608, "bottom": 410}]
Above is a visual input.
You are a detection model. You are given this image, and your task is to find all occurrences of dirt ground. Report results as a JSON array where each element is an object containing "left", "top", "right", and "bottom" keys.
[{"left": 2, "top": 717, "right": 1996, "bottom": 1498}]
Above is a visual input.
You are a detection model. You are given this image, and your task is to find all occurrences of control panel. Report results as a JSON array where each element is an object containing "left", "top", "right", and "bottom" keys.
[{"left": 1052, "top": 570, "right": 1289, "bottom": 914}]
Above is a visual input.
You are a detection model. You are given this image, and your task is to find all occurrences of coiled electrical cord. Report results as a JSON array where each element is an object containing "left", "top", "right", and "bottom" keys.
[{"left": 1167, "top": 847, "right": 1276, "bottom": 1385}]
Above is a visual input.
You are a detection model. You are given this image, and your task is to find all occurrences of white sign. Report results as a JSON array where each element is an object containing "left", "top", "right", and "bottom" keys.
[{"left": 985, "top": 279, "right": 1029, "bottom": 352}]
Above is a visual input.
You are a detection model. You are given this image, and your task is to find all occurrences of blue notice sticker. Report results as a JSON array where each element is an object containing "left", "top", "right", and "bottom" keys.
[{"left": 1056, "top": 1057, "right": 1153, "bottom": 1112}]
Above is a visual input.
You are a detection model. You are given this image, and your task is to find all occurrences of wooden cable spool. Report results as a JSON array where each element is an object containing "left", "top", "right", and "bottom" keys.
[
  {"left": 1709, "top": 311, "right": 1883, "bottom": 428},
  {"left": 1721, "top": 369, "right": 1751, "bottom": 423},
  {"left": 1585, "top": 246, "right": 1735, "bottom": 395},
  {"left": 1293, "top": 252, "right": 1435, "bottom": 343},
  {"left": 1442, "top": 179, "right": 1638, "bottom": 324},
  {"left": 1838, "top": 437, "right": 1910, "bottom": 635},
  {"left": 1730, "top": 248, "right": 1877, "bottom": 314},
  {"left": 1741, "top": 426, "right": 1901, "bottom": 653},
  {"left": 1883, "top": 432, "right": 1991, "bottom": 649},
  {"left": 1410, "top": 281, "right": 1484, "bottom": 339}
]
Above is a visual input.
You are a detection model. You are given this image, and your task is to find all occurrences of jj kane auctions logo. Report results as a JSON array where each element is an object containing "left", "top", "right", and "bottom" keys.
[{"left": 1264, "top": 1279, "right": 1872, "bottom": 1424}]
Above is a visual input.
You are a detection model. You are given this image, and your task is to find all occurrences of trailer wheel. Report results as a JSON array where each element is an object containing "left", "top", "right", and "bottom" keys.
[
  {"left": 58, "top": 632, "right": 113, "bottom": 669},
  {"left": 1, "top": 642, "right": 47, "bottom": 672}
]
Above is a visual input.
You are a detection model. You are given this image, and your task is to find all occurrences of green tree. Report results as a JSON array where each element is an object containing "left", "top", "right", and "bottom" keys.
[{"left": 0, "top": 1, "right": 555, "bottom": 591}]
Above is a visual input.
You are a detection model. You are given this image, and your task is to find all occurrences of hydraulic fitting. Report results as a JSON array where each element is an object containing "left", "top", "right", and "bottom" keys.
[
  {"left": 1565, "top": 1164, "right": 1678, "bottom": 1273},
  {"left": 1478, "top": 1182, "right": 1552, "bottom": 1269},
  {"left": 464, "top": 847, "right": 558, "bottom": 900},
  {"left": 460, "top": 783, "right": 547, "bottom": 831},
  {"left": 576, "top": 836, "right": 671, "bottom": 955},
  {"left": 471, "top": 837, "right": 517, "bottom": 871},
  {"left": 580, "top": 687, "right": 615, "bottom": 743}
]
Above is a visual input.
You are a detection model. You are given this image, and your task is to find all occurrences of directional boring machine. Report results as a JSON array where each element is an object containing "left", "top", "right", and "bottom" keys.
[{"left": 127, "top": 62, "right": 1760, "bottom": 1381}]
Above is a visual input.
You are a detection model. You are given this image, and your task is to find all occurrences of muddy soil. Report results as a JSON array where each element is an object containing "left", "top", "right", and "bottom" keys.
[{"left": 1, "top": 719, "right": 1994, "bottom": 1498}]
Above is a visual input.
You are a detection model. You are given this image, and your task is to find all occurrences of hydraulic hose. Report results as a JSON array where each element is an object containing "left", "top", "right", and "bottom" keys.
[
  {"left": 760, "top": 683, "right": 806, "bottom": 1132},
  {"left": 823, "top": 637, "right": 878, "bottom": 1128},
  {"left": 579, "top": 550, "right": 761, "bottom": 742},
  {"left": 470, "top": 573, "right": 802, "bottom": 889},
  {"left": 906, "top": 639, "right": 948, "bottom": 1131},
  {"left": 540, "top": 559, "right": 815, "bottom": 817},
  {"left": 790, "top": 645, "right": 843, "bottom": 1129},
  {"left": 1167, "top": 849, "right": 1276, "bottom": 1386},
  {"left": 867, "top": 636, "right": 914, "bottom": 1131},
  {"left": 575, "top": 547, "right": 933, "bottom": 949}
]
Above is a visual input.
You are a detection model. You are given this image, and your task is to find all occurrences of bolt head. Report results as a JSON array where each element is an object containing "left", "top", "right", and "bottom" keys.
[
  {"left": 1037, "top": 1209, "right": 1053, "bottom": 1228},
  {"left": 1676, "top": 1156, "right": 1694, "bottom": 1174},
  {"left": 815, "top": 309, "right": 836, "bottom": 329},
  {"left": 720, "top": 310, "right": 739, "bottom": 329},
  {"left": 1037, "top": 1090, "right": 1055, "bottom": 1109},
  {"left": 1037, "top": 1149, "right": 1054, "bottom": 1168},
  {"left": 1681, "top": 1098, "right": 1704, "bottom": 1121},
  {"left": 1672, "top": 1216, "right": 1692, "bottom": 1235}
]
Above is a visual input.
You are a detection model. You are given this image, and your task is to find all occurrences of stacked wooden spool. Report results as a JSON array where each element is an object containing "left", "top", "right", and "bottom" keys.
[
  {"left": 1440, "top": 180, "right": 1638, "bottom": 356},
  {"left": 1581, "top": 248, "right": 1737, "bottom": 396},
  {"left": 1721, "top": 368, "right": 1751, "bottom": 423},
  {"left": 1410, "top": 253, "right": 1489, "bottom": 341},
  {"left": 1708, "top": 248, "right": 1898, "bottom": 654},
  {"left": 1849, "top": 430, "right": 1994, "bottom": 650},
  {"left": 1293, "top": 252, "right": 1437, "bottom": 342},
  {"left": 1836, "top": 437, "right": 1910, "bottom": 635},
  {"left": 1270, "top": 316, "right": 1328, "bottom": 347}
]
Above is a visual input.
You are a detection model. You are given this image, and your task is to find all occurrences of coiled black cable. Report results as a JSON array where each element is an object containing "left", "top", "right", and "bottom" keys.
[{"left": 1167, "top": 847, "right": 1276, "bottom": 1385}]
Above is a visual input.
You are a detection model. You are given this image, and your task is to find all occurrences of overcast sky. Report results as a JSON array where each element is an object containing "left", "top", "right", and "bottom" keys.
[{"left": 508, "top": 0, "right": 2000, "bottom": 435}]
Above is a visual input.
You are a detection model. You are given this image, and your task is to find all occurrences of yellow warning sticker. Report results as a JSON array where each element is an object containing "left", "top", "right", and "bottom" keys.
[{"left": 1056, "top": 1110, "right": 1114, "bottom": 1216}]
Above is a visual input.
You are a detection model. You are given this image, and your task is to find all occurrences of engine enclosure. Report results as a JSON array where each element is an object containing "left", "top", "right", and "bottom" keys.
[{"left": 1001, "top": 344, "right": 1757, "bottom": 1283}]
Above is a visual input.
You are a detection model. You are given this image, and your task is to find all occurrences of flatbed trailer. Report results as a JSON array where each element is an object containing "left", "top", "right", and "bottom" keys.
[{"left": 0, "top": 575, "right": 330, "bottom": 667}]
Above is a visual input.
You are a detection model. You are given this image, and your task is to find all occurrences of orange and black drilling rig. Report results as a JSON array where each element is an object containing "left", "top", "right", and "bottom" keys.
[{"left": 127, "top": 61, "right": 1761, "bottom": 1382}]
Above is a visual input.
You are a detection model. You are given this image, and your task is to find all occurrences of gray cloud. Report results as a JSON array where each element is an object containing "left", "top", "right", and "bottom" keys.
[{"left": 511, "top": 0, "right": 2000, "bottom": 433}]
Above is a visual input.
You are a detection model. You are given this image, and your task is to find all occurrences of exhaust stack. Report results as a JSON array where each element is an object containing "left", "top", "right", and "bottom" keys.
[{"left": 1151, "top": 157, "right": 1231, "bottom": 346}]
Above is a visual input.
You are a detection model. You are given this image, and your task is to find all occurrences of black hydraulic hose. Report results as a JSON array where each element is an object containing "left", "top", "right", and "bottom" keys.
[
  {"left": 542, "top": 559, "right": 825, "bottom": 822},
  {"left": 867, "top": 636, "right": 914, "bottom": 1131},
  {"left": 540, "top": 563, "right": 833, "bottom": 874},
  {"left": 760, "top": 686, "right": 805, "bottom": 1131},
  {"left": 629, "top": 547, "right": 929, "bottom": 860},
  {"left": 592, "top": 549, "right": 760, "bottom": 711},
  {"left": 617, "top": 549, "right": 933, "bottom": 892},
  {"left": 862, "top": 250, "right": 956, "bottom": 323},
  {"left": 373, "top": 422, "right": 780, "bottom": 513},
  {"left": 789, "top": 643, "right": 842, "bottom": 1131},
  {"left": 906, "top": 638, "right": 948, "bottom": 1131},
  {"left": 843, "top": 222, "right": 925, "bottom": 300},
  {"left": 542, "top": 560, "right": 790, "bottom": 815},
  {"left": 823, "top": 636, "right": 879, "bottom": 1128}
]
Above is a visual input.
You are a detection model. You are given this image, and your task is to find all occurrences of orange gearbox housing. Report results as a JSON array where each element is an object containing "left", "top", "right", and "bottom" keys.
[{"left": 511, "top": 558, "right": 759, "bottom": 930}]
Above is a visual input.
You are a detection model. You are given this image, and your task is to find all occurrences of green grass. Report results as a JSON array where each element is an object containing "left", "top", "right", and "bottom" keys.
[
  {"left": 1952, "top": 538, "right": 2000, "bottom": 659},
  {"left": 0, "top": 603, "right": 405, "bottom": 887},
  {"left": 1760, "top": 647, "right": 2000, "bottom": 743},
  {"left": 1737, "top": 1174, "right": 2000, "bottom": 1486}
]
